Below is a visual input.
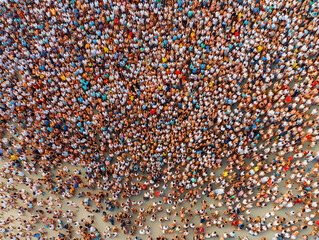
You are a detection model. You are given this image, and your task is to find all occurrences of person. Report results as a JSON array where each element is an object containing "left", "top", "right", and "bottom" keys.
[{"left": 0, "top": 0, "right": 319, "bottom": 239}]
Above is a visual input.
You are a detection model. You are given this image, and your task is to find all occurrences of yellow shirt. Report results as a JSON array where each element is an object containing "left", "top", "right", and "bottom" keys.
[{"left": 257, "top": 46, "right": 263, "bottom": 52}]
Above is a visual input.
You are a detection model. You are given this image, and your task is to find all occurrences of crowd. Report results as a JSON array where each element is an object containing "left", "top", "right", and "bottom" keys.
[{"left": 1, "top": 0, "right": 319, "bottom": 239}]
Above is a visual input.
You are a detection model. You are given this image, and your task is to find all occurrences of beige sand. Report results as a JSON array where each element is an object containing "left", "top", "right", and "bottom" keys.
[{"left": 0, "top": 142, "right": 317, "bottom": 240}]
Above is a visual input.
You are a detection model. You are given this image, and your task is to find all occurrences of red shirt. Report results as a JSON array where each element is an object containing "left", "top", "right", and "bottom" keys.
[{"left": 312, "top": 80, "right": 317, "bottom": 88}]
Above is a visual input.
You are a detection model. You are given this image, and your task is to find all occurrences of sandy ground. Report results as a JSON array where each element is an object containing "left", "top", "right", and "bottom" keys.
[{"left": 0, "top": 137, "right": 317, "bottom": 240}]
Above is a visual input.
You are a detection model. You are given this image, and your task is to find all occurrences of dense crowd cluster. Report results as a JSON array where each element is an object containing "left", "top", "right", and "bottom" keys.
[{"left": 0, "top": 0, "right": 319, "bottom": 239}]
